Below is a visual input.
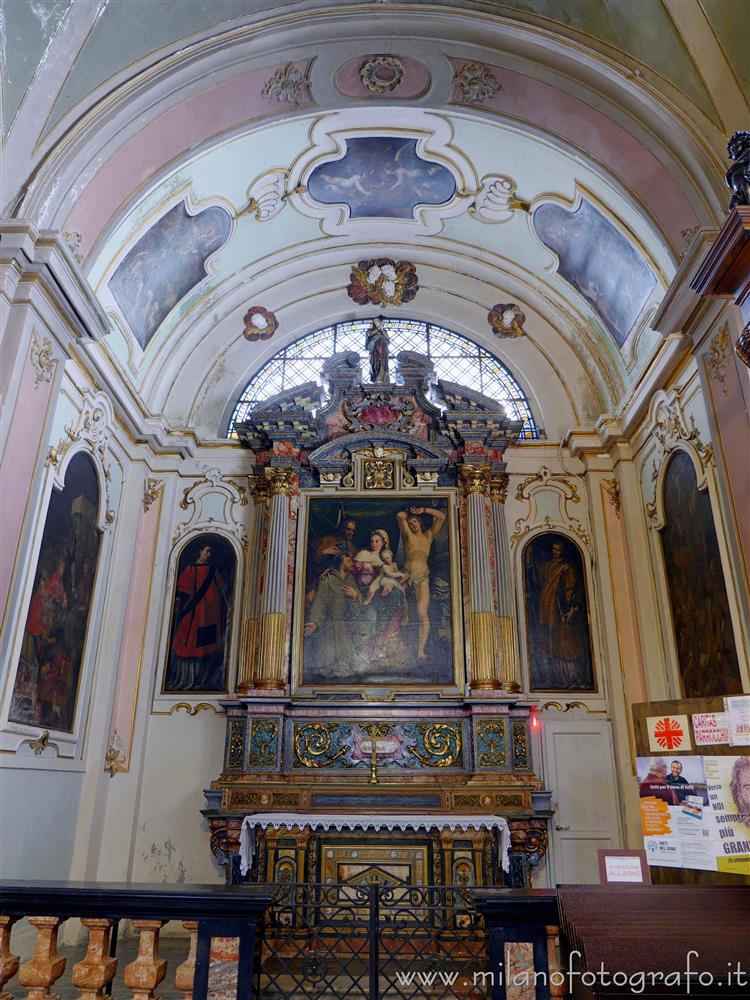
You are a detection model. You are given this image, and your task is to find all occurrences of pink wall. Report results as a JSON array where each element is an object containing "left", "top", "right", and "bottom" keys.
[
  {"left": 0, "top": 349, "right": 55, "bottom": 634},
  {"left": 107, "top": 485, "right": 163, "bottom": 770}
]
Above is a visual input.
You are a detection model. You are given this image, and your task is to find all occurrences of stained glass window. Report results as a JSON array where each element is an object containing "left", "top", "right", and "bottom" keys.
[{"left": 227, "top": 319, "right": 538, "bottom": 439}]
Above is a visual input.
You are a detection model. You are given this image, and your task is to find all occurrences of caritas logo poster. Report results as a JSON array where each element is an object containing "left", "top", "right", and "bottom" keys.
[{"left": 647, "top": 715, "right": 690, "bottom": 753}]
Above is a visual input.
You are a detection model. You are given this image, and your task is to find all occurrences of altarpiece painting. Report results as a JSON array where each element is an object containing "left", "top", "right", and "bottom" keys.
[
  {"left": 163, "top": 533, "right": 235, "bottom": 694},
  {"left": 296, "top": 495, "right": 457, "bottom": 687},
  {"left": 9, "top": 452, "right": 102, "bottom": 732},
  {"left": 523, "top": 532, "right": 595, "bottom": 692}
]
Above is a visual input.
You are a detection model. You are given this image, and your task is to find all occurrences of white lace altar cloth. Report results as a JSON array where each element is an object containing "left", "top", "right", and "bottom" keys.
[{"left": 240, "top": 813, "right": 510, "bottom": 876}]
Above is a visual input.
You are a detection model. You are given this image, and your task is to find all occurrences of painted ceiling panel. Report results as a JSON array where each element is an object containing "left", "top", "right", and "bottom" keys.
[
  {"left": 700, "top": 0, "right": 750, "bottom": 98},
  {"left": 1, "top": 0, "right": 70, "bottom": 132},
  {"left": 44, "top": 0, "right": 298, "bottom": 133}
]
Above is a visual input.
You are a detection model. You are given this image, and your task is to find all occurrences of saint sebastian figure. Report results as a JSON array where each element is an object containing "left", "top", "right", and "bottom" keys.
[
  {"left": 397, "top": 505, "right": 446, "bottom": 660},
  {"left": 366, "top": 316, "right": 389, "bottom": 382},
  {"left": 169, "top": 543, "right": 229, "bottom": 690}
]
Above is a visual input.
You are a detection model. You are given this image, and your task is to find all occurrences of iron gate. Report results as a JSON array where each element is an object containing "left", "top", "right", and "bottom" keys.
[{"left": 255, "top": 882, "right": 489, "bottom": 999}]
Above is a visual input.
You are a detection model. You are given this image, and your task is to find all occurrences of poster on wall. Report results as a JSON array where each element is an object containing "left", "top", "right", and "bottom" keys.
[
  {"left": 638, "top": 755, "right": 750, "bottom": 875},
  {"left": 9, "top": 452, "right": 102, "bottom": 732},
  {"left": 162, "top": 533, "right": 235, "bottom": 693},
  {"left": 296, "top": 495, "right": 458, "bottom": 688},
  {"left": 523, "top": 532, "right": 596, "bottom": 692}
]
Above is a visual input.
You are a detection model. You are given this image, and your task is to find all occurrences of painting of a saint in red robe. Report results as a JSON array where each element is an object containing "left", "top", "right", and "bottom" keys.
[
  {"left": 523, "top": 533, "right": 595, "bottom": 692},
  {"left": 163, "top": 534, "right": 235, "bottom": 693},
  {"left": 9, "top": 452, "right": 102, "bottom": 731}
]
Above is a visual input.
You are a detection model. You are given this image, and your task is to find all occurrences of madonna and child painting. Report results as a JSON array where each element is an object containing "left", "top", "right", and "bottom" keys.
[{"left": 299, "top": 497, "right": 455, "bottom": 687}]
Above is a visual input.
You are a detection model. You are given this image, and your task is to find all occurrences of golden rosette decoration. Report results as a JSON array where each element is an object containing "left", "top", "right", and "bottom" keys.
[
  {"left": 242, "top": 305, "right": 278, "bottom": 341},
  {"left": 347, "top": 258, "right": 419, "bottom": 307}
]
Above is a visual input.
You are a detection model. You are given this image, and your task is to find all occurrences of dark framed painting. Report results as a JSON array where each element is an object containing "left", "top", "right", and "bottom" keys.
[
  {"left": 660, "top": 449, "right": 741, "bottom": 698},
  {"left": 9, "top": 452, "right": 102, "bottom": 732},
  {"left": 295, "top": 494, "right": 459, "bottom": 688},
  {"left": 162, "top": 533, "right": 236, "bottom": 694},
  {"left": 523, "top": 532, "right": 596, "bottom": 692}
]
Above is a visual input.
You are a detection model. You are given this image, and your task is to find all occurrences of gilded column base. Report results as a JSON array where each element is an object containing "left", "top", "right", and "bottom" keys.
[
  {"left": 236, "top": 618, "right": 259, "bottom": 692},
  {"left": 497, "top": 615, "right": 521, "bottom": 693},
  {"left": 468, "top": 611, "right": 502, "bottom": 690},
  {"left": 255, "top": 612, "right": 288, "bottom": 690}
]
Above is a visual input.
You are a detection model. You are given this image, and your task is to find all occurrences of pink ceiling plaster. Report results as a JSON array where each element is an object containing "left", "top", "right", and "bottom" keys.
[
  {"left": 64, "top": 61, "right": 313, "bottom": 258},
  {"left": 450, "top": 58, "right": 698, "bottom": 248},
  {"left": 334, "top": 54, "right": 431, "bottom": 100}
]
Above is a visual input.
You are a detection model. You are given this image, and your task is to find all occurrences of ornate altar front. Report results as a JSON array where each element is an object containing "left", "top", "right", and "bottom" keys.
[{"left": 203, "top": 331, "right": 551, "bottom": 888}]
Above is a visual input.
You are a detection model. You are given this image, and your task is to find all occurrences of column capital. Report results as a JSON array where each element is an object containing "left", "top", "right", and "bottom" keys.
[
  {"left": 489, "top": 473, "right": 509, "bottom": 504},
  {"left": 252, "top": 476, "right": 271, "bottom": 504},
  {"left": 459, "top": 463, "right": 491, "bottom": 496},
  {"left": 264, "top": 466, "right": 295, "bottom": 496}
]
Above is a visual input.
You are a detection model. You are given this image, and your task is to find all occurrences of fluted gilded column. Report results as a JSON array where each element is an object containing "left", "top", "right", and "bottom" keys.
[
  {"left": 490, "top": 474, "right": 521, "bottom": 692},
  {"left": 237, "top": 478, "right": 270, "bottom": 692},
  {"left": 256, "top": 466, "right": 294, "bottom": 689},
  {"left": 459, "top": 464, "right": 501, "bottom": 690}
]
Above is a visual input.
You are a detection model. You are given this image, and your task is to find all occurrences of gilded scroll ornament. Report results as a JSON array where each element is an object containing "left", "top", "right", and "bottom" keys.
[
  {"left": 477, "top": 719, "right": 506, "bottom": 768},
  {"left": 261, "top": 62, "right": 311, "bottom": 107},
  {"left": 30, "top": 331, "right": 57, "bottom": 386},
  {"left": 601, "top": 478, "right": 621, "bottom": 516},
  {"left": 702, "top": 323, "right": 730, "bottom": 395},
  {"left": 363, "top": 459, "right": 395, "bottom": 489},
  {"left": 408, "top": 723, "right": 462, "bottom": 768},
  {"left": 248, "top": 718, "right": 280, "bottom": 768},
  {"left": 737, "top": 322, "right": 750, "bottom": 369},
  {"left": 142, "top": 478, "right": 164, "bottom": 512},
  {"left": 511, "top": 720, "right": 529, "bottom": 769},
  {"left": 227, "top": 719, "right": 245, "bottom": 769},
  {"left": 294, "top": 723, "right": 347, "bottom": 768},
  {"left": 452, "top": 61, "right": 501, "bottom": 105}
]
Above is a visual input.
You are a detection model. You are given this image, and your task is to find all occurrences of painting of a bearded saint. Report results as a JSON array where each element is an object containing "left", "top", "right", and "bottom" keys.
[
  {"left": 523, "top": 533, "right": 595, "bottom": 691},
  {"left": 163, "top": 533, "right": 235, "bottom": 693}
]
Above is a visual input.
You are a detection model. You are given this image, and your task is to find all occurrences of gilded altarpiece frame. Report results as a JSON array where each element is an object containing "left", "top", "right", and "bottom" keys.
[{"left": 292, "top": 488, "right": 464, "bottom": 694}]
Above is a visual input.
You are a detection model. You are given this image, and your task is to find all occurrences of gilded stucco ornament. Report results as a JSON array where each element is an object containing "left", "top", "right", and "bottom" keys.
[
  {"left": 459, "top": 463, "right": 491, "bottom": 495},
  {"left": 489, "top": 474, "right": 509, "bottom": 504},
  {"left": 261, "top": 62, "right": 311, "bottom": 107},
  {"left": 737, "top": 323, "right": 750, "bottom": 369},
  {"left": 452, "top": 61, "right": 501, "bottom": 105},
  {"left": 30, "top": 330, "right": 57, "bottom": 386},
  {"left": 601, "top": 478, "right": 621, "bottom": 516},
  {"left": 488, "top": 302, "right": 526, "bottom": 338},
  {"left": 702, "top": 323, "right": 731, "bottom": 395},
  {"left": 62, "top": 229, "right": 84, "bottom": 265},
  {"left": 359, "top": 55, "right": 404, "bottom": 94},
  {"left": 240, "top": 169, "right": 290, "bottom": 222},
  {"left": 644, "top": 391, "right": 713, "bottom": 523},
  {"left": 243, "top": 306, "right": 278, "bottom": 342},
  {"left": 347, "top": 258, "right": 419, "bottom": 307},
  {"left": 142, "top": 477, "right": 164, "bottom": 512}
]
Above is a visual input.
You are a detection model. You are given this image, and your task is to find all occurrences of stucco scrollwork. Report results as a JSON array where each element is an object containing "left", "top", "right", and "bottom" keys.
[
  {"left": 510, "top": 465, "right": 591, "bottom": 549},
  {"left": 702, "top": 323, "right": 731, "bottom": 395},
  {"left": 173, "top": 469, "right": 249, "bottom": 548},
  {"left": 46, "top": 391, "right": 117, "bottom": 527},
  {"left": 644, "top": 390, "right": 713, "bottom": 524},
  {"left": 470, "top": 175, "right": 528, "bottom": 224},
  {"left": 30, "top": 330, "right": 58, "bottom": 386},
  {"left": 261, "top": 62, "right": 311, "bottom": 107}
]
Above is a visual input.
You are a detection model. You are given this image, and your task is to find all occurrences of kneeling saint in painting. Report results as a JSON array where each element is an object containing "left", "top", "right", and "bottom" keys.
[{"left": 299, "top": 497, "right": 455, "bottom": 687}]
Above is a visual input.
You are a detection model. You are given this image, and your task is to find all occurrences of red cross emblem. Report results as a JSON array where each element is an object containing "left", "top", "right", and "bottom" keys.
[{"left": 653, "top": 717, "right": 684, "bottom": 750}]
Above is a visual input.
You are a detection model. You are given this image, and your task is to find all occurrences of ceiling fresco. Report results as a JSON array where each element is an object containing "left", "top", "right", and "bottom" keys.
[{"left": 306, "top": 137, "right": 456, "bottom": 219}]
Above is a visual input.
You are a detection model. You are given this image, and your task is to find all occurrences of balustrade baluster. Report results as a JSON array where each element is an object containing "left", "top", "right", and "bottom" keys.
[
  {"left": 123, "top": 920, "right": 167, "bottom": 1000},
  {"left": 72, "top": 919, "right": 117, "bottom": 1000},
  {"left": 18, "top": 916, "right": 66, "bottom": 1000},
  {"left": 0, "top": 916, "right": 19, "bottom": 1000},
  {"left": 174, "top": 921, "right": 198, "bottom": 1000},
  {"left": 546, "top": 925, "right": 565, "bottom": 999}
]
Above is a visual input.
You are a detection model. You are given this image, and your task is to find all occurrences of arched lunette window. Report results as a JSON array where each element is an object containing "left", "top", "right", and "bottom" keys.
[{"left": 226, "top": 318, "right": 538, "bottom": 440}]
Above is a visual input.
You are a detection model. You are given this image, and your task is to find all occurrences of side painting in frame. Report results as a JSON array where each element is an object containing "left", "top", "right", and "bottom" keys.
[
  {"left": 660, "top": 449, "right": 742, "bottom": 698},
  {"left": 9, "top": 452, "right": 102, "bottom": 732},
  {"left": 298, "top": 496, "right": 456, "bottom": 687},
  {"left": 163, "top": 533, "right": 235, "bottom": 694},
  {"left": 523, "top": 532, "right": 595, "bottom": 692}
]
